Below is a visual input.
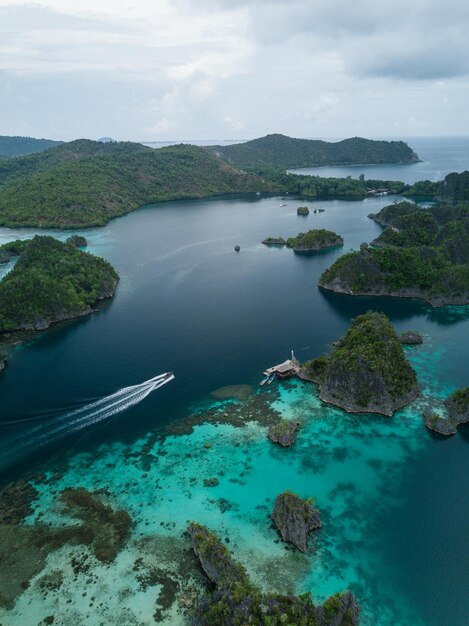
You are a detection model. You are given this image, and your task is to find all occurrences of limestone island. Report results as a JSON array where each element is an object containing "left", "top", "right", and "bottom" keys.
[
  {"left": 261, "top": 236, "right": 286, "bottom": 246},
  {"left": 426, "top": 387, "right": 469, "bottom": 436},
  {"left": 400, "top": 330, "right": 423, "bottom": 345},
  {"left": 271, "top": 491, "right": 321, "bottom": 551},
  {"left": 0, "top": 235, "right": 118, "bottom": 332},
  {"left": 187, "top": 522, "right": 359, "bottom": 626},
  {"left": 268, "top": 419, "right": 299, "bottom": 446},
  {"left": 320, "top": 201, "right": 469, "bottom": 306},
  {"left": 297, "top": 205, "right": 310, "bottom": 215},
  {"left": 286, "top": 229, "right": 344, "bottom": 253},
  {"left": 300, "top": 312, "right": 419, "bottom": 416}
]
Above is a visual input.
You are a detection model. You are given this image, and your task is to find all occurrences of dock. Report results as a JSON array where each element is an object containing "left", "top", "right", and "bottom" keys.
[{"left": 261, "top": 351, "right": 300, "bottom": 383}]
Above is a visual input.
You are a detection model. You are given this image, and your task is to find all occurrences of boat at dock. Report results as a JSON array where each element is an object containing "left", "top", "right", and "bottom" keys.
[
  {"left": 259, "top": 374, "right": 270, "bottom": 386},
  {"left": 267, "top": 373, "right": 276, "bottom": 385}
]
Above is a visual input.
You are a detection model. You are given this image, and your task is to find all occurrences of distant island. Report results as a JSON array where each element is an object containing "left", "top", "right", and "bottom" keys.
[
  {"left": 319, "top": 201, "right": 469, "bottom": 306},
  {"left": 286, "top": 229, "right": 343, "bottom": 252},
  {"left": 0, "top": 236, "right": 118, "bottom": 332},
  {"left": 0, "top": 135, "right": 62, "bottom": 159},
  {"left": 206, "top": 133, "right": 419, "bottom": 170},
  {"left": 301, "top": 311, "right": 419, "bottom": 416}
]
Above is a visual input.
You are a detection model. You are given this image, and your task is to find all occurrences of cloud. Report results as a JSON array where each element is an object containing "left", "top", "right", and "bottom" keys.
[{"left": 1, "top": 0, "right": 469, "bottom": 139}]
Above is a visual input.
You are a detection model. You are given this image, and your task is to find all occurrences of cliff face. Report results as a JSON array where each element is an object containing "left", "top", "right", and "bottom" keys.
[
  {"left": 319, "top": 247, "right": 469, "bottom": 307},
  {"left": 271, "top": 492, "right": 321, "bottom": 551},
  {"left": 311, "top": 312, "right": 419, "bottom": 416},
  {"left": 187, "top": 522, "right": 360, "bottom": 626}
]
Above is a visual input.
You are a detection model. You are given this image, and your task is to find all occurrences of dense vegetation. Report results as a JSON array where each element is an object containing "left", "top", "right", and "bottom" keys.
[
  {"left": 0, "top": 136, "right": 62, "bottom": 159},
  {"left": 286, "top": 229, "right": 343, "bottom": 251},
  {"left": 0, "top": 140, "right": 276, "bottom": 228},
  {"left": 253, "top": 168, "right": 408, "bottom": 199},
  {"left": 321, "top": 201, "right": 469, "bottom": 305},
  {"left": 188, "top": 522, "right": 359, "bottom": 626},
  {"left": 0, "top": 236, "right": 118, "bottom": 332},
  {"left": 206, "top": 134, "right": 419, "bottom": 170},
  {"left": 438, "top": 171, "right": 469, "bottom": 202},
  {"left": 309, "top": 312, "right": 418, "bottom": 414}
]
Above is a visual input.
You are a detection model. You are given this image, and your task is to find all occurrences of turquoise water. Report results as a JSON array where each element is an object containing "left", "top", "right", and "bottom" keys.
[{"left": 0, "top": 177, "right": 469, "bottom": 623}]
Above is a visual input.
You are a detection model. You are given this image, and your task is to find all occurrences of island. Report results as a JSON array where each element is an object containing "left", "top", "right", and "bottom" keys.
[
  {"left": 187, "top": 522, "right": 359, "bottom": 626},
  {"left": 287, "top": 229, "right": 344, "bottom": 253},
  {"left": 320, "top": 201, "right": 469, "bottom": 306},
  {"left": 261, "top": 236, "right": 286, "bottom": 246},
  {"left": 302, "top": 312, "right": 419, "bottom": 416},
  {"left": 424, "top": 388, "right": 469, "bottom": 437},
  {"left": 268, "top": 419, "right": 299, "bottom": 446},
  {"left": 400, "top": 330, "right": 423, "bottom": 345},
  {"left": 0, "top": 236, "right": 119, "bottom": 332},
  {"left": 206, "top": 133, "right": 419, "bottom": 170},
  {"left": 297, "top": 205, "right": 309, "bottom": 215},
  {"left": 271, "top": 491, "right": 321, "bottom": 551}
]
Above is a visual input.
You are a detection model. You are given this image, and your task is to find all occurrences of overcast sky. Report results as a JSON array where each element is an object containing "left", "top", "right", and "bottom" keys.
[{"left": 1, "top": 0, "right": 469, "bottom": 141}]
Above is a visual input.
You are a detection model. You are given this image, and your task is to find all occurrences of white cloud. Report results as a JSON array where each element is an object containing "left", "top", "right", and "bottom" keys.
[{"left": 1, "top": 0, "right": 469, "bottom": 139}]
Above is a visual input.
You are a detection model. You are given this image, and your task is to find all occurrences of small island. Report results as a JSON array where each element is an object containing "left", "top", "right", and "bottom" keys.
[
  {"left": 187, "top": 522, "right": 359, "bottom": 625},
  {"left": 271, "top": 491, "right": 321, "bottom": 551},
  {"left": 424, "top": 388, "right": 469, "bottom": 436},
  {"left": 0, "top": 236, "right": 119, "bottom": 332},
  {"left": 286, "top": 229, "right": 343, "bottom": 253},
  {"left": 297, "top": 205, "right": 309, "bottom": 216},
  {"left": 262, "top": 236, "right": 286, "bottom": 246},
  {"left": 400, "top": 330, "right": 423, "bottom": 345},
  {"left": 268, "top": 419, "right": 300, "bottom": 446},
  {"left": 302, "top": 312, "right": 419, "bottom": 416}
]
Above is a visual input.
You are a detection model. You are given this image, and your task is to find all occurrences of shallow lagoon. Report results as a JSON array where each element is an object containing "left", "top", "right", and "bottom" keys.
[{"left": 0, "top": 192, "right": 468, "bottom": 625}]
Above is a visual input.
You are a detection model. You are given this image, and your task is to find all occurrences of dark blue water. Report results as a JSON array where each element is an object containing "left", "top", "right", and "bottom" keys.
[
  {"left": 290, "top": 136, "right": 469, "bottom": 184},
  {"left": 0, "top": 138, "right": 468, "bottom": 625}
]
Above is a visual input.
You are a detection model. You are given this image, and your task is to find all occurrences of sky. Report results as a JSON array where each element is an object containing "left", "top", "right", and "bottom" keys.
[{"left": 1, "top": 0, "right": 469, "bottom": 141}]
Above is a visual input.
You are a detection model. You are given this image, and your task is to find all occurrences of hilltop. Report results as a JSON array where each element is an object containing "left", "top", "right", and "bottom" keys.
[
  {"left": 0, "top": 140, "right": 276, "bottom": 228},
  {"left": 0, "top": 136, "right": 62, "bottom": 159},
  {"left": 303, "top": 312, "right": 419, "bottom": 416},
  {"left": 206, "top": 133, "right": 419, "bottom": 170}
]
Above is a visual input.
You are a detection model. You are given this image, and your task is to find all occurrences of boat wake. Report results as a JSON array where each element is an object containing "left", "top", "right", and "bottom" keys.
[{"left": 0, "top": 372, "right": 174, "bottom": 470}]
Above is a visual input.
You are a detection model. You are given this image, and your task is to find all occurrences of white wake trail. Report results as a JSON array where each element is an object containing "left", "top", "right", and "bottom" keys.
[{"left": 0, "top": 373, "right": 174, "bottom": 463}]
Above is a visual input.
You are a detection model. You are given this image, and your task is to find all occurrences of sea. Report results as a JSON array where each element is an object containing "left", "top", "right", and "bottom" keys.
[{"left": 0, "top": 137, "right": 468, "bottom": 625}]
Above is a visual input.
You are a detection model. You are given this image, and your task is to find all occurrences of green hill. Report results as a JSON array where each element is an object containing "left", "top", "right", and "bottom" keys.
[
  {"left": 0, "top": 141, "right": 276, "bottom": 228},
  {"left": 206, "top": 134, "right": 419, "bottom": 170},
  {"left": 0, "top": 136, "right": 62, "bottom": 159},
  {"left": 0, "top": 236, "right": 118, "bottom": 332}
]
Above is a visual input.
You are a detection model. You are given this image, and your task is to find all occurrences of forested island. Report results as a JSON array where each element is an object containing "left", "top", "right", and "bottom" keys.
[
  {"left": 0, "top": 236, "right": 118, "bottom": 332},
  {"left": 188, "top": 522, "right": 359, "bottom": 625},
  {"left": 206, "top": 133, "right": 419, "bottom": 169},
  {"left": 319, "top": 201, "right": 469, "bottom": 306},
  {"left": 286, "top": 229, "right": 344, "bottom": 252},
  {"left": 301, "top": 312, "right": 419, "bottom": 416}
]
